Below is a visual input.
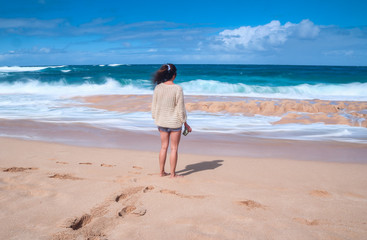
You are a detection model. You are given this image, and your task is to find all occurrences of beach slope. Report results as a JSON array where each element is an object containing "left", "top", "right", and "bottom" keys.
[{"left": 1, "top": 137, "right": 367, "bottom": 240}]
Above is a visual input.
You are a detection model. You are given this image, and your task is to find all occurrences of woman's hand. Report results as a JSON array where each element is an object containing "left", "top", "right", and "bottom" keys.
[{"left": 184, "top": 122, "right": 192, "bottom": 132}]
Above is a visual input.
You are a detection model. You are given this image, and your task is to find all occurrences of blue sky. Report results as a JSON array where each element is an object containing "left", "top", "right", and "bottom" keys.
[{"left": 1, "top": 0, "right": 366, "bottom": 66}]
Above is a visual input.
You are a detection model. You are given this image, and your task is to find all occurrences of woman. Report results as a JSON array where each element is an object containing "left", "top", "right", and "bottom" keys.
[{"left": 151, "top": 63, "right": 192, "bottom": 178}]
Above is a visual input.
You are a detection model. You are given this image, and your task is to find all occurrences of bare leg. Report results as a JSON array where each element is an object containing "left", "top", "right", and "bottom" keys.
[
  {"left": 159, "top": 131, "right": 170, "bottom": 176},
  {"left": 169, "top": 130, "right": 182, "bottom": 178}
]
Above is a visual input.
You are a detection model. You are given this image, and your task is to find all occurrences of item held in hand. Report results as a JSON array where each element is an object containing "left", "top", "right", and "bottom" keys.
[{"left": 183, "top": 127, "right": 189, "bottom": 136}]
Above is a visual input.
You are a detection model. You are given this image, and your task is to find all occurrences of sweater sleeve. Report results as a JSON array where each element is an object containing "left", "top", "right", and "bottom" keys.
[
  {"left": 151, "top": 88, "right": 157, "bottom": 119},
  {"left": 176, "top": 87, "right": 187, "bottom": 123}
]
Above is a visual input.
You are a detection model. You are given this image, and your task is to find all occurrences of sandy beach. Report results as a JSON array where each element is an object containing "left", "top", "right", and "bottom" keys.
[
  {"left": 2, "top": 0, "right": 367, "bottom": 238},
  {"left": 1, "top": 136, "right": 367, "bottom": 240},
  {"left": 1, "top": 65, "right": 366, "bottom": 239},
  {"left": 74, "top": 94, "right": 367, "bottom": 127}
]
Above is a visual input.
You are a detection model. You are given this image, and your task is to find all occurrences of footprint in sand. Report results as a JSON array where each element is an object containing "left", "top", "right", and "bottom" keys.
[
  {"left": 131, "top": 208, "right": 147, "bottom": 216},
  {"left": 237, "top": 200, "right": 266, "bottom": 210},
  {"left": 309, "top": 190, "right": 331, "bottom": 198},
  {"left": 115, "top": 186, "right": 146, "bottom": 202},
  {"left": 49, "top": 174, "right": 83, "bottom": 180},
  {"left": 160, "top": 189, "right": 206, "bottom": 199},
  {"left": 65, "top": 200, "right": 111, "bottom": 232},
  {"left": 118, "top": 206, "right": 147, "bottom": 217},
  {"left": 132, "top": 166, "right": 143, "bottom": 170},
  {"left": 79, "top": 162, "right": 92, "bottom": 165},
  {"left": 101, "top": 163, "right": 116, "bottom": 167},
  {"left": 54, "top": 185, "right": 151, "bottom": 239},
  {"left": 118, "top": 206, "right": 136, "bottom": 217},
  {"left": 143, "top": 186, "right": 154, "bottom": 193},
  {"left": 128, "top": 171, "right": 141, "bottom": 175},
  {"left": 293, "top": 217, "right": 320, "bottom": 226},
  {"left": 56, "top": 161, "right": 69, "bottom": 165},
  {"left": 115, "top": 193, "right": 128, "bottom": 202},
  {"left": 69, "top": 214, "right": 92, "bottom": 230},
  {"left": 116, "top": 187, "right": 150, "bottom": 217},
  {"left": 3, "top": 167, "right": 38, "bottom": 172}
]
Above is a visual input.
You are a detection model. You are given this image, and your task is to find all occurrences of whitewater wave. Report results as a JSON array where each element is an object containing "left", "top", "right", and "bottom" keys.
[
  {"left": 107, "top": 63, "right": 131, "bottom": 67},
  {"left": 0, "top": 66, "right": 49, "bottom": 72},
  {"left": 48, "top": 65, "right": 66, "bottom": 69},
  {"left": 0, "top": 65, "right": 65, "bottom": 72},
  {"left": 1, "top": 77, "right": 367, "bottom": 101},
  {"left": 0, "top": 78, "right": 151, "bottom": 97},
  {"left": 180, "top": 80, "right": 367, "bottom": 101}
]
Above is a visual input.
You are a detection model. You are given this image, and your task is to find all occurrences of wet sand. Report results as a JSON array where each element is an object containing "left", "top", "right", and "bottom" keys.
[
  {"left": 1, "top": 118, "right": 366, "bottom": 163},
  {"left": 1, "top": 137, "right": 367, "bottom": 240},
  {"left": 73, "top": 95, "right": 367, "bottom": 127}
]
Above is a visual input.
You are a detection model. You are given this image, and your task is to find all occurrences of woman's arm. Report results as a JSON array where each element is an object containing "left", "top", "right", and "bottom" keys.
[
  {"left": 176, "top": 87, "right": 187, "bottom": 123},
  {"left": 151, "top": 88, "right": 157, "bottom": 119},
  {"left": 177, "top": 86, "right": 191, "bottom": 132}
]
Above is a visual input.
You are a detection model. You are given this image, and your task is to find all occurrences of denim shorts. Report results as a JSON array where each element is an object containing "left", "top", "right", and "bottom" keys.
[{"left": 158, "top": 126, "right": 182, "bottom": 132}]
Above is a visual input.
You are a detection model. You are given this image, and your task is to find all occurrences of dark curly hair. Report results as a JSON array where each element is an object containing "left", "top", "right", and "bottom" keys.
[{"left": 152, "top": 63, "right": 177, "bottom": 85}]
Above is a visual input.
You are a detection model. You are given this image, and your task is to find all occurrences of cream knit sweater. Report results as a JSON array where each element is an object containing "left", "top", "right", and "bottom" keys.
[{"left": 151, "top": 83, "right": 187, "bottom": 128}]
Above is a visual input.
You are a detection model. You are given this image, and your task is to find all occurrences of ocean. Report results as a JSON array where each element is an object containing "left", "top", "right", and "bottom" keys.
[{"left": 0, "top": 64, "right": 367, "bottom": 144}]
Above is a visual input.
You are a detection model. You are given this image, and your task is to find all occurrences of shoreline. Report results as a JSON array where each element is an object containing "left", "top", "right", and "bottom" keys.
[
  {"left": 1, "top": 137, "right": 367, "bottom": 239},
  {"left": 73, "top": 94, "right": 367, "bottom": 128},
  {"left": 1, "top": 119, "right": 367, "bottom": 163}
]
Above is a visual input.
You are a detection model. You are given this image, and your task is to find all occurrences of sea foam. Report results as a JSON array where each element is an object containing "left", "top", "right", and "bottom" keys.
[
  {"left": 0, "top": 78, "right": 151, "bottom": 97},
  {"left": 0, "top": 66, "right": 49, "bottom": 72},
  {"left": 0, "top": 65, "right": 65, "bottom": 72},
  {"left": 180, "top": 80, "right": 367, "bottom": 101},
  {"left": 1, "top": 77, "right": 367, "bottom": 101}
]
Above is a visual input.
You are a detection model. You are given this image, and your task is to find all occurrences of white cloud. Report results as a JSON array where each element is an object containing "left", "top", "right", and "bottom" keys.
[
  {"left": 1, "top": 16, "right": 366, "bottom": 65},
  {"left": 39, "top": 48, "right": 51, "bottom": 53},
  {"left": 295, "top": 19, "right": 320, "bottom": 39},
  {"left": 0, "top": 18, "right": 64, "bottom": 29},
  {"left": 1, "top": 47, "right": 61, "bottom": 55},
  {"left": 323, "top": 50, "right": 354, "bottom": 56},
  {"left": 217, "top": 19, "right": 320, "bottom": 51}
]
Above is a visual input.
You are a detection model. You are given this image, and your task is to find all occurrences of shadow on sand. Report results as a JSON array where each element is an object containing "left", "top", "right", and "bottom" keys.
[{"left": 176, "top": 160, "right": 224, "bottom": 176}]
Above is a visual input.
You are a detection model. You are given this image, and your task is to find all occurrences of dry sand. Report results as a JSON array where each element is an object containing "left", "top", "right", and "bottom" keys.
[{"left": 1, "top": 137, "right": 367, "bottom": 240}]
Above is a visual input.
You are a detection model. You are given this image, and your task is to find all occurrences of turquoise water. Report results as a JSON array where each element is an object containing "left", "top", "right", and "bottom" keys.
[
  {"left": 1, "top": 64, "right": 367, "bottom": 100},
  {"left": 0, "top": 64, "right": 367, "bottom": 143}
]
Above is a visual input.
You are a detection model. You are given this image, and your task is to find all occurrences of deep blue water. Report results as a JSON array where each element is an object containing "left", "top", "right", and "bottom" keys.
[{"left": 1, "top": 64, "right": 367, "bottom": 100}]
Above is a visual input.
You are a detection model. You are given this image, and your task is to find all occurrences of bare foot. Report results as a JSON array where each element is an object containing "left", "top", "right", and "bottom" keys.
[
  {"left": 170, "top": 174, "right": 184, "bottom": 178},
  {"left": 160, "top": 172, "right": 169, "bottom": 177}
]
